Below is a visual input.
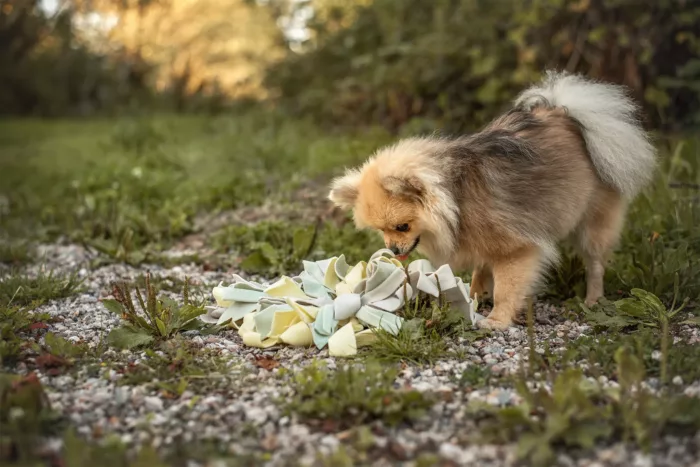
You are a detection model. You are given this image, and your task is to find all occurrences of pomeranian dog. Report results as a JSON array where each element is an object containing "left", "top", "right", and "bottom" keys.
[{"left": 327, "top": 71, "right": 657, "bottom": 330}]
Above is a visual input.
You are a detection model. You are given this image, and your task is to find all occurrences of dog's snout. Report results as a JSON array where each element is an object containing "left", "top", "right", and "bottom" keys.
[{"left": 389, "top": 245, "right": 400, "bottom": 255}]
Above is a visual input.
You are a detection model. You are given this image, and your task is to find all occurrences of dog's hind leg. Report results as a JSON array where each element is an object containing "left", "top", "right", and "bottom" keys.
[
  {"left": 575, "top": 188, "right": 627, "bottom": 306},
  {"left": 477, "top": 245, "right": 545, "bottom": 330},
  {"left": 470, "top": 264, "right": 494, "bottom": 301}
]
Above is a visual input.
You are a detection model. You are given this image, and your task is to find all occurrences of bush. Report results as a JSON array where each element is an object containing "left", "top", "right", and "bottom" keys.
[{"left": 265, "top": 0, "right": 700, "bottom": 132}]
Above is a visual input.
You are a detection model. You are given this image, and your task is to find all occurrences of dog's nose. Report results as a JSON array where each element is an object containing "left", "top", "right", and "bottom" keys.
[{"left": 389, "top": 245, "right": 400, "bottom": 255}]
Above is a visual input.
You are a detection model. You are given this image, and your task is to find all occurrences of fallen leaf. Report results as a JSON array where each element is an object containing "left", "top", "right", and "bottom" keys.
[
  {"left": 12, "top": 372, "right": 41, "bottom": 390},
  {"left": 389, "top": 440, "right": 408, "bottom": 460},
  {"left": 254, "top": 356, "right": 280, "bottom": 370},
  {"left": 36, "top": 353, "right": 69, "bottom": 373},
  {"left": 321, "top": 419, "right": 340, "bottom": 433},
  {"left": 30, "top": 322, "right": 49, "bottom": 331}
]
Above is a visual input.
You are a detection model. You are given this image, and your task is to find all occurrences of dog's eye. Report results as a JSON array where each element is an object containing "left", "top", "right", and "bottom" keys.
[{"left": 396, "top": 224, "right": 410, "bottom": 232}]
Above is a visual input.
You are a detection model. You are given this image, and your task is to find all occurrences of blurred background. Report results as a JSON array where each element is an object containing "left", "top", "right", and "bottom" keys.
[
  {"left": 2, "top": 0, "right": 700, "bottom": 131},
  {"left": 1, "top": 0, "right": 699, "bottom": 297}
]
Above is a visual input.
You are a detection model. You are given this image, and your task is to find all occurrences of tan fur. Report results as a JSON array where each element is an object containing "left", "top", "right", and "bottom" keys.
[{"left": 329, "top": 102, "right": 649, "bottom": 330}]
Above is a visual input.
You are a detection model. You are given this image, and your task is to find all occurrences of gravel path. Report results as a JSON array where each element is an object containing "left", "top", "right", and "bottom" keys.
[{"left": 6, "top": 243, "right": 700, "bottom": 467}]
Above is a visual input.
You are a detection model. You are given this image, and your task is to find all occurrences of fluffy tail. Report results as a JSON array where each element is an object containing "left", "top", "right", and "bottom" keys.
[{"left": 514, "top": 70, "right": 656, "bottom": 198}]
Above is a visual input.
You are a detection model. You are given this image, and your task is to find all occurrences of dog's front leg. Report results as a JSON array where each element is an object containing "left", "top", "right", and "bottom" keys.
[{"left": 477, "top": 246, "right": 542, "bottom": 331}]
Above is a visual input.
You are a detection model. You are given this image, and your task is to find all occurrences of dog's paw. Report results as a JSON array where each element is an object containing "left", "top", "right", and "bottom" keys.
[
  {"left": 584, "top": 295, "right": 602, "bottom": 307},
  {"left": 476, "top": 317, "right": 511, "bottom": 331}
]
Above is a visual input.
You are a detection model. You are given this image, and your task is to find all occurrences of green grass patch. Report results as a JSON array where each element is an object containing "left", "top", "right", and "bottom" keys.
[
  {"left": 0, "top": 304, "right": 51, "bottom": 366},
  {"left": 473, "top": 354, "right": 700, "bottom": 467},
  {"left": 0, "top": 241, "right": 33, "bottom": 266},
  {"left": 368, "top": 289, "right": 489, "bottom": 364},
  {"left": 114, "top": 338, "right": 239, "bottom": 395},
  {"left": 211, "top": 219, "right": 381, "bottom": 276},
  {"left": 0, "top": 269, "right": 82, "bottom": 366},
  {"left": 544, "top": 137, "right": 700, "bottom": 307},
  {"left": 0, "top": 113, "right": 391, "bottom": 265},
  {"left": 281, "top": 360, "right": 433, "bottom": 429},
  {"left": 0, "top": 269, "right": 84, "bottom": 307}
]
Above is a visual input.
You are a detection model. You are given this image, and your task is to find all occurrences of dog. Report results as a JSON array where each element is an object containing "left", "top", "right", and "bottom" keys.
[{"left": 327, "top": 70, "right": 657, "bottom": 330}]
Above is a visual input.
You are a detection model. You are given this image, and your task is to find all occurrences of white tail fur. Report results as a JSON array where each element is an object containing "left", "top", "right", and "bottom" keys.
[{"left": 514, "top": 70, "right": 656, "bottom": 198}]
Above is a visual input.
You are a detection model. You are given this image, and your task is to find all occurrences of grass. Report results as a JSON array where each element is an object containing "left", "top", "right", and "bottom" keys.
[
  {"left": 0, "top": 269, "right": 84, "bottom": 307},
  {"left": 0, "top": 303, "right": 51, "bottom": 366},
  {"left": 281, "top": 360, "right": 433, "bottom": 429},
  {"left": 211, "top": 218, "right": 382, "bottom": 276},
  {"left": 112, "top": 337, "right": 241, "bottom": 395},
  {"left": 0, "top": 269, "right": 83, "bottom": 366},
  {"left": 544, "top": 137, "right": 700, "bottom": 306},
  {"left": 471, "top": 285, "right": 700, "bottom": 466},
  {"left": 473, "top": 362, "right": 700, "bottom": 467},
  {"left": 0, "top": 241, "right": 33, "bottom": 266},
  {"left": 1, "top": 113, "right": 700, "bottom": 463},
  {"left": 368, "top": 285, "right": 490, "bottom": 364},
  {"left": 0, "top": 113, "right": 391, "bottom": 265}
]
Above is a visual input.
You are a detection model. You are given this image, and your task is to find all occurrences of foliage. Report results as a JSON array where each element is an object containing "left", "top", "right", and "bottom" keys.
[
  {"left": 369, "top": 291, "right": 488, "bottom": 364},
  {"left": 212, "top": 219, "right": 381, "bottom": 276},
  {"left": 0, "top": 303, "right": 50, "bottom": 366},
  {"left": 103, "top": 273, "right": 209, "bottom": 349},
  {"left": 609, "top": 138, "right": 700, "bottom": 305},
  {"left": 267, "top": 0, "right": 700, "bottom": 131},
  {"left": 555, "top": 328, "right": 700, "bottom": 385},
  {"left": 114, "top": 338, "right": 238, "bottom": 395},
  {"left": 0, "top": 0, "right": 273, "bottom": 116},
  {"left": 0, "top": 241, "right": 33, "bottom": 265},
  {"left": 574, "top": 286, "right": 688, "bottom": 332},
  {"left": 0, "top": 372, "right": 60, "bottom": 463},
  {"left": 0, "top": 269, "right": 84, "bottom": 307},
  {"left": 545, "top": 137, "right": 700, "bottom": 306},
  {"left": 474, "top": 350, "right": 700, "bottom": 467},
  {"left": 282, "top": 360, "right": 433, "bottom": 428},
  {"left": 0, "top": 0, "right": 150, "bottom": 116},
  {"left": 0, "top": 113, "right": 390, "bottom": 265}
]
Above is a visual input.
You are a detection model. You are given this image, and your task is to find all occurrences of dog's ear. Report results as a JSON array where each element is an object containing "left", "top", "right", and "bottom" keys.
[
  {"left": 328, "top": 169, "right": 361, "bottom": 209},
  {"left": 382, "top": 175, "right": 424, "bottom": 200}
]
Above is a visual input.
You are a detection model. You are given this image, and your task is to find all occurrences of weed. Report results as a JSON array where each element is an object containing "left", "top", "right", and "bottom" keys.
[
  {"left": 212, "top": 219, "right": 381, "bottom": 276},
  {"left": 0, "top": 269, "right": 84, "bottom": 307},
  {"left": 114, "top": 338, "right": 237, "bottom": 396},
  {"left": 549, "top": 329, "right": 700, "bottom": 384},
  {"left": 0, "top": 372, "right": 62, "bottom": 463},
  {"left": 0, "top": 303, "right": 51, "bottom": 366},
  {"left": 473, "top": 350, "right": 700, "bottom": 466},
  {"left": 609, "top": 139, "right": 700, "bottom": 306},
  {"left": 103, "top": 273, "right": 210, "bottom": 349},
  {"left": 282, "top": 360, "right": 433, "bottom": 429},
  {"left": 455, "top": 366, "right": 493, "bottom": 389},
  {"left": 0, "top": 241, "right": 33, "bottom": 266},
  {"left": 213, "top": 221, "right": 319, "bottom": 276},
  {"left": 370, "top": 326, "right": 449, "bottom": 365},
  {"left": 542, "top": 246, "right": 587, "bottom": 301},
  {"left": 368, "top": 289, "right": 487, "bottom": 364},
  {"left": 573, "top": 286, "right": 688, "bottom": 332}
]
